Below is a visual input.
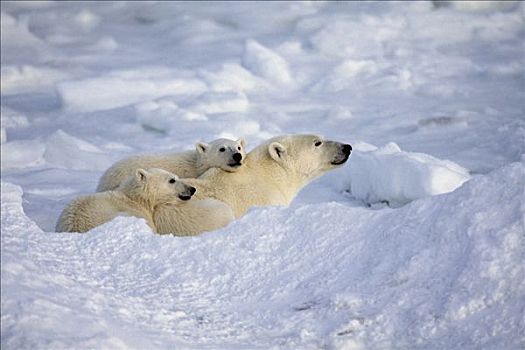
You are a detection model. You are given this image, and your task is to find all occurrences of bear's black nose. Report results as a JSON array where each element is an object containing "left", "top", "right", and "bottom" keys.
[
  {"left": 189, "top": 186, "right": 196, "bottom": 195},
  {"left": 342, "top": 144, "right": 352, "bottom": 154},
  {"left": 232, "top": 153, "right": 242, "bottom": 162}
]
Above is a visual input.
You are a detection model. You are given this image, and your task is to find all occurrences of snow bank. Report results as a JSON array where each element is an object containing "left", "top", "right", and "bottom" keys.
[
  {"left": 0, "top": 107, "right": 30, "bottom": 129},
  {"left": 0, "top": 130, "right": 112, "bottom": 171},
  {"left": 43, "top": 130, "right": 112, "bottom": 171},
  {"left": 1, "top": 139, "right": 46, "bottom": 169},
  {"left": 242, "top": 39, "right": 293, "bottom": 85},
  {"left": 1, "top": 2, "right": 524, "bottom": 349},
  {"left": 186, "top": 91, "right": 249, "bottom": 115},
  {"left": 198, "top": 63, "right": 262, "bottom": 93},
  {"left": 1, "top": 65, "right": 68, "bottom": 94},
  {"left": 434, "top": 0, "right": 520, "bottom": 12},
  {"left": 57, "top": 70, "right": 207, "bottom": 113},
  {"left": 0, "top": 12, "right": 42, "bottom": 50},
  {"left": 135, "top": 99, "right": 196, "bottom": 132},
  {"left": 309, "top": 17, "right": 407, "bottom": 59},
  {"left": 332, "top": 142, "right": 471, "bottom": 206},
  {"left": 1, "top": 161, "right": 523, "bottom": 349},
  {"left": 135, "top": 91, "right": 250, "bottom": 132},
  {"left": 1, "top": 107, "right": 30, "bottom": 144},
  {"left": 312, "top": 59, "right": 380, "bottom": 92}
]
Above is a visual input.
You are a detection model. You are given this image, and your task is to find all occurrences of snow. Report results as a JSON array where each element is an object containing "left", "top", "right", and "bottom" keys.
[
  {"left": 333, "top": 141, "right": 471, "bottom": 207},
  {"left": 57, "top": 72, "right": 207, "bottom": 113},
  {"left": 242, "top": 39, "right": 293, "bottom": 86},
  {"left": 1, "top": 1, "right": 524, "bottom": 349},
  {"left": 2, "top": 162, "right": 524, "bottom": 349}
]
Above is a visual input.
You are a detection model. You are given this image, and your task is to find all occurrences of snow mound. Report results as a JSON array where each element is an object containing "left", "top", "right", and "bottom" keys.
[
  {"left": 57, "top": 70, "right": 207, "bottom": 113},
  {"left": 1, "top": 106, "right": 30, "bottom": 129},
  {"left": 135, "top": 91, "right": 249, "bottom": 133},
  {"left": 1, "top": 65, "right": 68, "bottom": 94},
  {"left": 312, "top": 59, "right": 380, "bottom": 93},
  {"left": 334, "top": 142, "right": 471, "bottom": 206},
  {"left": 1, "top": 161, "right": 524, "bottom": 349},
  {"left": 1, "top": 139, "right": 46, "bottom": 169},
  {"left": 135, "top": 99, "right": 204, "bottom": 132},
  {"left": 198, "top": 63, "right": 262, "bottom": 93},
  {"left": 242, "top": 39, "right": 293, "bottom": 85},
  {"left": 0, "top": 12, "right": 42, "bottom": 49},
  {"left": 0, "top": 130, "right": 110, "bottom": 171},
  {"left": 1, "top": 107, "right": 30, "bottom": 144},
  {"left": 434, "top": 0, "right": 519, "bottom": 12},
  {"left": 43, "top": 130, "right": 112, "bottom": 171},
  {"left": 309, "top": 17, "right": 406, "bottom": 59},
  {"left": 187, "top": 91, "right": 249, "bottom": 115}
]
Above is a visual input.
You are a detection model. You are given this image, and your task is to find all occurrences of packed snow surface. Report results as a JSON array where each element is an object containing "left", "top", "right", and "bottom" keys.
[{"left": 1, "top": 1, "right": 524, "bottom": 349}]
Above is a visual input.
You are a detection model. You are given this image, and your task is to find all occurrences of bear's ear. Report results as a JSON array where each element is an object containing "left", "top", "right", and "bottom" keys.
[
  {"left": 237, "top": 138, "right": 246, "bottom": 149},
  {"left": 136, "top": 168, "right": 149, "bottom": 182},
  {"left": 268, "top": 142, "right": 286, "bottom": 162},
  {"left": 196, "top": 142, "right": 208, "bottom": 154}
]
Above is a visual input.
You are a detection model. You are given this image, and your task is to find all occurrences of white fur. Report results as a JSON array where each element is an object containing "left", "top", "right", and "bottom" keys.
[
  {"left": 97, "top": 138, "right": 246, "bottom": 192},
  {"left": 57, "top": 168, "right": 194, "bottom": 233},
  {"left": 154, "top": 198, "right": 234, "bottom": 236},
  {"left": 183, "top": 134, "right": 352, "bottom": 219}
]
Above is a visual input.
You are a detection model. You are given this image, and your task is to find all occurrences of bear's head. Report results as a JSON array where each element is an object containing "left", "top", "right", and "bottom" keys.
[
  {"left": 266, "top": 134, "right": 351, "bottom": 181},
  {"left": 133, "top": 168, "right": 197, "bottom": 205},
  {"left": 196, "top": 138, "right": 247, "bottom": 172}
]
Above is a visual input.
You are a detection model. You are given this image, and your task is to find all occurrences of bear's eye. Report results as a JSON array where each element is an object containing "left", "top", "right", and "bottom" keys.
[
  {"left": 237, "top": 146, "right": 241, "bottom": 151},
  {"left": 314, "top": 141, "right": 323, "bottom": 147},
  {"left": 169, "top": 178, "right": 176, "bottom": 184},
  {"left": 219, "top": 147, "right": 226, "bottom": 152}
]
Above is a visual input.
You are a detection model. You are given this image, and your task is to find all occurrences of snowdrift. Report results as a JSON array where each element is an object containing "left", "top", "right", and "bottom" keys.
[
  {"left": 2, "top": 1, "right": 524, "bottom": 349},
  {"left": 332, "top": 142, "right": 471, "bottom": 206},
  {"left": 2, "top": 162, "right": 524, "bottom": 349}
]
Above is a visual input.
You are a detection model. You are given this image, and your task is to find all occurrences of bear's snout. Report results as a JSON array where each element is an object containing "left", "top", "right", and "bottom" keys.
[
  {"left": 331, "top": 143, "right": 352, "bottom": 166},
  {"left": 179, "top": 194, "right": 192, "bottom": 201},
  {"left": 178, "top": 186, "right": 196, "bottom": 201},
  {"left": 232, "top": 153, "right": 243, "bottom": 162}
]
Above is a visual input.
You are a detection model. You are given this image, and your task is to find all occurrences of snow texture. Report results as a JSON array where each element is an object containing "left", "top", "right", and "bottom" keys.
[
  {"left": 1, "top": 1, "right": 525, "bottom": 349},
  {"left": 334, "top": 142, "right": 471, "bottom": 206}
]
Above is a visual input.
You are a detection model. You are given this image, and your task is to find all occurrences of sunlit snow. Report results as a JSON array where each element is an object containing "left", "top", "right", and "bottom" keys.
[{"left": 1, "top": 1, "right": 524, "bottom": 349}]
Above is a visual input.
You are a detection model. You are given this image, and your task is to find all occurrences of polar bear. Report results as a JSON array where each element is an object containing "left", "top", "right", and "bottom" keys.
[
  {"left": 97, "top": 138, "right": 246, "bottom": 192},
  {"left": 57, "top": 168, "right": 196, "bottom": 233},
  {"left": 153, "top": 198, "right": 234, "bottom": 236},
  {"left": 57, "top": 168, "right": 234, "bottom": 235},
  {"left": 183, "top": 134, "right": 352, "bottom": 219}
]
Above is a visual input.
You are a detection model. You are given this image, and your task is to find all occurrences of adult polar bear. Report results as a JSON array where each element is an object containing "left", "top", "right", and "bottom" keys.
[{"left": 168, "top": 134, "right": 352, "bottom": 219}]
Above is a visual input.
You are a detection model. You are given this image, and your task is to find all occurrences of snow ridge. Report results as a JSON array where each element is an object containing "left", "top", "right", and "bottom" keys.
[{"left": 2, "top": 161, "right": 524, "bottom": 349}]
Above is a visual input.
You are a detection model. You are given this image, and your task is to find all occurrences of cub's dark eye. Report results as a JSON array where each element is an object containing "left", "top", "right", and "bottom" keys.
[
  {"left": 314, "top": 141, "right": 322, "bottom": 147},
  {"left": 169, "top": 178, "right": 176, "bottom": 184},
  {"left": 237, "top": 146, "right": 241, "bottom": 151},
  {"left": 219, "top": 147, "right": 226, "bottom": 152}
]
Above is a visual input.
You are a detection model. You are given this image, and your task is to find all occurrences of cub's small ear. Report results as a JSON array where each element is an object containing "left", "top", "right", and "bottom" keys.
[
  {"left": 237, "top": 138, "right": 246, "bottom": 149},
  {"left": 268, "top": 142, "right": 286, "bottom": 162},
  {"left": 136, "top": 168, "right": 149, "bottom": 182},
  {"left": 196, "top": 142, "right": 208, "bottom": 154}
]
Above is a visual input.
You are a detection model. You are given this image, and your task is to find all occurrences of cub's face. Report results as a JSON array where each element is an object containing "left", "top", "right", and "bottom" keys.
[
  {"left": 196, "top": 138, "right": 247, "bottom": 172},
  {"left": 267, "top": 134, "right": 352, "bottom": 181},
  {"left": 136, "top": 168, "right": 196, "bottom": 204}
]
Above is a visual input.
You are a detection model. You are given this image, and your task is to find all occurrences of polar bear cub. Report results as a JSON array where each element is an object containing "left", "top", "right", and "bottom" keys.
[
  {"left": 97, "top": 138, "right": 246, "bottom": 192},
  {"left": 57, "top": 168, "right": 234, "bottom": 235},
  {"left": 57, "top": 168, "right": 197, "bottom": 233}
]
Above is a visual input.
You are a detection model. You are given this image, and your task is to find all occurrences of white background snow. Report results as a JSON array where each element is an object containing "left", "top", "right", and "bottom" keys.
[{"left": 1, "top": 1, "right": 524, "bottom": 349}]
